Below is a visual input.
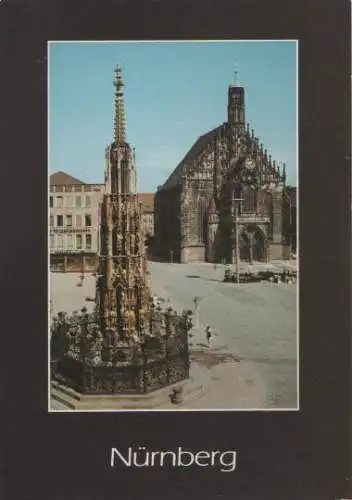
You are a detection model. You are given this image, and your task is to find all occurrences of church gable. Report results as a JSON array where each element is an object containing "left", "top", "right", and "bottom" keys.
[{"left": 161, "top": 125, "right": 223, "bottom": 190}]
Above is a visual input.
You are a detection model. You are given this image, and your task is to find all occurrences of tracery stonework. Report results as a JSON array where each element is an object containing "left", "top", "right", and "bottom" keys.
[
  {"left": 154, "top": 80, "right": 296, "bottom": 263},
  {"left": 95, "top": 65, "right": 150, "bottom": 338},
  {"left": 50, "top": 65, "right": 191, "bottom": 397}
]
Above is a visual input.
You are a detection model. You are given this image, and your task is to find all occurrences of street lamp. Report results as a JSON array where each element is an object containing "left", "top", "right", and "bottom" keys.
[
  {"left": 76, "top": 250, "right": 85, "bottom": 287},
  {"left": 193, "top": 296, "right": 203, "bottom": 329},
  {"left": 231, "top": 162, "right": 258, "bottom": 285},
  {"left": 233, "top": 197, "right": 244, "bottom": 285}
]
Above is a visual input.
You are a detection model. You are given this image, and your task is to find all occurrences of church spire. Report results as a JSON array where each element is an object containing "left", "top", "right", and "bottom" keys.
[{"left": 114, "top": 64, "right": 126, "bottom": 145}]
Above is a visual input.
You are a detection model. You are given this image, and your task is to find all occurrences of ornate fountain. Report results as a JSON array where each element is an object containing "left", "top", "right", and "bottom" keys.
[{"left": 50, "top": 65, "right": 191, "bottom": 398}]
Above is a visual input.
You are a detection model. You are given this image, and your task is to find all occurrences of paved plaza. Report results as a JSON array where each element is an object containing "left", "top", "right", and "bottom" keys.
[{"left": 50, "top": 260, "right": 298, "bottom": 410}]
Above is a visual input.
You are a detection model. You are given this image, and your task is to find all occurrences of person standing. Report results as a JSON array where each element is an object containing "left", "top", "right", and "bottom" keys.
[{"left": 205, "top": 325, "right": 212, "bottom": 347}]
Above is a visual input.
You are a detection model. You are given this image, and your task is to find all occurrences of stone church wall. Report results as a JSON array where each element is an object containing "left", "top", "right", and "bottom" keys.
[
  {"left": 154, "top": 185, "right": 182, "bottom": 261},
  {"left": 181, "top": 245, "right": 206, "bottom": 263},
  {"left": 153, "top": 82, "right": 296, "bottom": 264},
  {"left": 268, "top": 243, "right": 290, "bottom": 260}
]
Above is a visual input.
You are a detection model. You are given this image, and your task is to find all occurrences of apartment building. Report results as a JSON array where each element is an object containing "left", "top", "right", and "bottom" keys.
[
  {"left": 137, "top": 193, "right": 155, "bottom": 237},
  {"left": 137, "top": 192, "right": 155, "bottom": 259},
  {"left": 49, "top": 171, "right": 104, "bottom": 272}
]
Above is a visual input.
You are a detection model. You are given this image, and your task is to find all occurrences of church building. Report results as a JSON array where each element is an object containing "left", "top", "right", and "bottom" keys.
[{"left": 154, "top": 76, "right": 296, "bottom": 264}]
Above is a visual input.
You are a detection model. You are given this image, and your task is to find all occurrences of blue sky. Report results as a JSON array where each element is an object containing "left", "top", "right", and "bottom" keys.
[{"left": 49, "top": 41, "right": 297, "bottom": 191}]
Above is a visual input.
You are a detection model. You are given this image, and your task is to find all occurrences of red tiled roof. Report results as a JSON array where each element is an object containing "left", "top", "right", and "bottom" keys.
[
  {"left": 50, "top": 171, "right": 85, "bottom": 185},
  {"left": 137, "top": 193, "right": 155, "bottom": 212}
]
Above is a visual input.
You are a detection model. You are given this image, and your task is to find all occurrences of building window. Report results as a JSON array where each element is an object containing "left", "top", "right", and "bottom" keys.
[
  {"left": 76, "top": 234, "right": 82, "bottom": 250},
  {"left": 85, "top": 214, "right": 92, "bottom": 227},
  {"left": 57, "top": 234, "right": 64, "bottom": 249},
  {"left": 57, "top": 215, "right": 63, "bottom": 227},
  {"left": 49, "top": 196, "right": 53, "bottom": 208},
  {"left": 50, "top": 234, "right": 55, "bottom": 249},
  {"left": 66, "top": 185, "right": 73, "bottom": 192},
  {"left": 85, "top": 195, "right": 91, "bottom": 207},
  {"left": 74, "top": 185, "right": 81, "bottom": 192},
  {"left": 66, "top": 214, "right": 72, "bottom": 227},
  {"left": 66, "top": 196, "right": 73, "bottom": 207},
  {"left": 76, "top": 196, "right": 81, "bottom": 207},
  {"left": 56, "top": 196, "right": 63, "bottom": 208},
  {"left": 49, "top": 215, "right": 53, "bottom": 226},
  {"left": 67, "top": 234, "right": 73, "bottom": 249},
  {"left": 76, "top": 214, "right": 82, "bottom": 227},
  {"left": 85, "top": 234, "right": 92, "bottom": 250},
  {"left": 84, "top": 185, "right": 91, "bottom": 192}
]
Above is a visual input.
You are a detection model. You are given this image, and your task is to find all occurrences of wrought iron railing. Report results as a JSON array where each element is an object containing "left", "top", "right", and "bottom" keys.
[{"left": 50, "top": 308, "right": 191, "bottom": 394}]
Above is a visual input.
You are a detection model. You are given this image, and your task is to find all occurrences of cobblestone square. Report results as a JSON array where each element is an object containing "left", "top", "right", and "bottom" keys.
[{"left": 50, "top": 260, "right": 297, "bottom": 410}]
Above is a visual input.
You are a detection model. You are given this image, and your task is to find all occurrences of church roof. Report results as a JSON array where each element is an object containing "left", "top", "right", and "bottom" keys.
[
  {"left": 137, "top": 193, "right": 155, "bottom": 213},
  {"left": 160, "top": 125, "right": 223, "bottom": 190},
  {"left": 158, "top": 119, "right": 286, "bottom": 193},
  {"left": 50, "top": 171, "right": 85, "bottom": 185}
]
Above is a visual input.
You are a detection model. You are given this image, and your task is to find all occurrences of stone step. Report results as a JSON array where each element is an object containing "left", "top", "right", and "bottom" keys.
[
  {"left": 51, "top": 398, "right": 73, "bottom": 411},
  {"left": 51, "top": 386, "right": 78, "bottom": 410},
  {"left": 51, "top": 363, "right": 210, "bottom": 411},
  {"left": 50, "top": 363, "right": 211, "bottom": 411},
  {"left": 51, "top": 380, "right": 82, "bottom": 401}
]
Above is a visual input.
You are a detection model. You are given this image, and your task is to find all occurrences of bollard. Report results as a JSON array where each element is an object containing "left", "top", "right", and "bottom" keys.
[{"left": 169, "top": 386, "right": 183, "bottom": 405}]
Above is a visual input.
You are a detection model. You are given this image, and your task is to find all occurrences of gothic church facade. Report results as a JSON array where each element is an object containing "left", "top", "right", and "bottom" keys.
[{"left": 154, "top": 79, "right": 296, "bottom": 264}]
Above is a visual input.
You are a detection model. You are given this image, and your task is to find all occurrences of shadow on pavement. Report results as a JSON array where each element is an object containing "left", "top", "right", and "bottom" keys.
[
  {"left": 185, "top": 274, "right": 222, "bottom": 283},
  {"left": 190, "top": 349, "right": 241, "bottom": 369}
]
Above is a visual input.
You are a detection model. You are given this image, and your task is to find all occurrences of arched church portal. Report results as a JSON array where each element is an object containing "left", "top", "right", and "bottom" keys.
[
  {"left": 252, "top": 227, "right": 267, "bottom": 262},
  {"left": 239, "top": 225, "right": 267, "bottom": 263}
]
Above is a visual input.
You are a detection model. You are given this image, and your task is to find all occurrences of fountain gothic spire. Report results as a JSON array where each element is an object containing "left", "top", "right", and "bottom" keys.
[
  {"left": 96, "top": 64, "right": 150, "bottom": 338},
  {"left": 114, "top": 64, "right": 126, "bottom": 146}
]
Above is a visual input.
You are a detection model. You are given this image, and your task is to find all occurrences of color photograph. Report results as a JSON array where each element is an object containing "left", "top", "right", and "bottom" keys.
[{"left": 49, "top": 40, "right": 298, "bottom": 411}]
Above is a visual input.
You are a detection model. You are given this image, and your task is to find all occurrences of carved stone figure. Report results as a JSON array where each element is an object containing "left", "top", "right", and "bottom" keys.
[{"left": 86, "top": 328, "right": 104, "bottom": 366}]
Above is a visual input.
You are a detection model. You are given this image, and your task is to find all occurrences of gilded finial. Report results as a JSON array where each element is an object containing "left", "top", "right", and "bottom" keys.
[
  {"left": 234, "top": 64, "right": 239, "bottom": 86},
  {"left": 114, "top": 65, "right": 124, "bottom": 95}
]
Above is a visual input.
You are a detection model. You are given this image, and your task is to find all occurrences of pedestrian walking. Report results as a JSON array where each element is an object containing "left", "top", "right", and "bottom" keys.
[{"left": 205, "top": 325, "right": 212, "bottom": 347}]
